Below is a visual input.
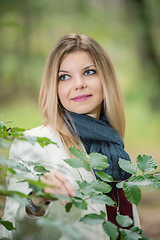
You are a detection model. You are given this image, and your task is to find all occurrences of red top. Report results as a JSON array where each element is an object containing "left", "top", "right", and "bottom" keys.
[{"left": 106, "top": 189, "right": 133, "bottom": 240}]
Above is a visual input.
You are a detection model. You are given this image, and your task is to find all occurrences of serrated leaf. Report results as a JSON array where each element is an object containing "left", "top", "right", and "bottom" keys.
[
  {"left": 130, "top": 227, "right": 142, "bottom": 234},
  {"left": 0, "top": 158, "right": 30, "bottom": 173},
  {"left": 116, "top": 215, "right": 133, "bottom": 227},
  {"left": 123, "top": 182, "right": 141, "bottom": 205},
  {"left": 90, "top": 193, "right": 115, "bottom": 206},
  {"left": 65, "top": 202, "right": 73, "bottom": 212},
  {"left": 34, "top": 164, "right": 49, "bottom": 174},
  {"left": 12, "top": 127, "right": 26, "bottom": 132},
  {"left": 64, "top": 158, "right": 91, "bottom": 172},
  {"left": 0, "top": 218, "right": 16, "bottom": 231},
  {"left": 89, "top": 153, "right": 109, "bottom": 170},
  {"left": 37, "top": 137, "right": 58, "bottom": 148},
  {"left": 102, "top": 221, "right": 119, "bottom": 240},
  {"left": 128, "top": 175, "right": 151, "bottom": 186},
  {"left": 73, "top": 198, "right": 87, "bottom": 210},
  {"left": 119, "top": 158, "right": 138, "bottom": 175},
  {"left": 80, "top": 213, "right": 104, "bottom": 225},
  {"left": 76, "top": 180, "right": 94, "bottom": 195},
  {"left": 69, "top": 147, "right": 88, "bottom": 160},
  {"left": 91, "top": 180, "right": 112, "bottom": 193},
  {"left": 144, "top": 174, "right": 160, "bottom": 189},
  {"left": 154, "top": 172, "right": 160, "bottom": 181},
  {"left": 136, "top": 155, "right": 157, "bottom": 173},
  {"left": 119, "top": 228, "right": 140, "bottom": 240},
  {"left": 21, "top": 179, "right": 51, "bottom": 193},
  {"left": 100, "top": 211, "right": 106, "bottom": 218},
  {"left": 95, "top": 171, "right": 113, "bottom": 182}
]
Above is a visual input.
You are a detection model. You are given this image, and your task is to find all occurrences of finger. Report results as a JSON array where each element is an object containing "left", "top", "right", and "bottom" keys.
[
  {"left": 42, "top": 175, "right": 69, "bottom": 196},
  {"left": 51, "top": 170, "right": 76, "bottom": 197}
]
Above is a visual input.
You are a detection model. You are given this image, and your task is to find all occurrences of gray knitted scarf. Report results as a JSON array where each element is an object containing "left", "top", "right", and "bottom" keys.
[{"left": 66, "top": 111, "right": 131, "bottom": 182}]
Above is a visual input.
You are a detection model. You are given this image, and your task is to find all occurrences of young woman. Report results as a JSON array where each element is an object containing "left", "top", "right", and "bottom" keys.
[{"left": 0, "top": 34, "right": 140, "bottom": 240}]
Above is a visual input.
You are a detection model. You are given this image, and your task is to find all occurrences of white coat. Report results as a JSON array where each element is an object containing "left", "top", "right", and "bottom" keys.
[{"left": 0, "top": 125, "right": 140, "bottom": 240}]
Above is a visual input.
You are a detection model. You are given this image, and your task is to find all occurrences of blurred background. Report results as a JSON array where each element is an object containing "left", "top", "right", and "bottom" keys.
[{"left": 0, "top": 0, "right": 160, "bottom": 239}]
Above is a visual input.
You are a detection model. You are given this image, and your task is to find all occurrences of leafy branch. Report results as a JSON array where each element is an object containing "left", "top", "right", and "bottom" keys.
[{"left": 0, "top": 122, "right": 158, "bottom": 239}]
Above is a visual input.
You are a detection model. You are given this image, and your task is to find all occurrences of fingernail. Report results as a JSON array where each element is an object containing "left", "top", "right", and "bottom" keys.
[{"left": 70, "top": 192, "right": 75, "bottom": 197}]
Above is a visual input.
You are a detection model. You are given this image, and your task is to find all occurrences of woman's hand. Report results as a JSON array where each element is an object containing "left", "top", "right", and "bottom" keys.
[
  {"left": 26, "top": 170, "right": 75, "bottom": 216},
  {"left": 40, "top": 170, "right": 76, "bottom": 205}
]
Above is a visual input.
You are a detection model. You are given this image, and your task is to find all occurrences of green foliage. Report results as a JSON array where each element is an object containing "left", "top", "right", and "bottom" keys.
[
  {"left": 0, "top": 218, "right": 15, "bottom": 231},
  {"left": 119, "top": 159, "right": 138, "bottom": 175},
  {"left": 102, "top": 221, "right": 119, "bottom": 240},
  {"left": 116, "top": 215, "right": 133, "bottom": 228},
  {"left": 136, "top": 155, "right": 157, "bottom": 173},
  {"left": 80, "top": 213, "right": 104, "bottom": 225},
  {"left": 0, "top": 123, "right": 160, "bottom": 239}
]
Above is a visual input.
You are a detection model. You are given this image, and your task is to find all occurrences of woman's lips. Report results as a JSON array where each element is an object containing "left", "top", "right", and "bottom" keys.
[{"left": 71, "top": 94, "right": 92, "bottom": 102}]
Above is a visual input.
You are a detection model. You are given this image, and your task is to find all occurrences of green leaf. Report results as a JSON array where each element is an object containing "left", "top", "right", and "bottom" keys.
[
  {"left": 123, "top": 182, "right": 141, "bottom": 205},
  {"left": 95, "top": 171, "right": 114, "bottom": 182},
  {"left": 37, "top": 137, "right": 58, "bottom": 148},
  {"left": 102, "top": 221, "right": 119, "bottom": 240},
  {"left": 119, "top": 158, "right": 138, "bottom": 175},
  {"left": 12, "top": 127, "right": 26, "bottom": 132},
  {"left": 130, "top": 227, "right": 142, "bottom": 234},
  {"left": 119, "top": 228, "right": 140, "bottom": 240},
  {"left": 76, "top": 180, "right": 94, "bottom": 195},
  {"left": 69, "top": 147, "right": 87, "bottom": 159},
  {"left": 65, "top": 202, "right": 73, "bottom": 212},
  {"left": 91, "top": 180, "right": 112, "bottom": 193},
  {"left": 90, "top": 193, "right": 115, "bottom": 206},
  {"left": 68, "top": 147, "right": 91, "bottom": 171},
  {"left": 116, "top": 215, "right": 133, "bottom": 227},
  {"left": 64, "top": 158, "right": 91, "bottom": 172},
  {"left": 80, "top": 213, "right": 104, "bottom": 225},
  {"left": 89, "top": 153, "right": 109, "bottom": 170},
  {"left": 34, "top": 164, "right": 49, "bottom": 174},
  {"left": 0, "top": 185, "right": 28, "bottom": 198},
  {"left": 21, "top": 179, "right": 51, "bottom": 194},
  {"left": 0, "top": 218, "right": 16, "bottom": 231},
  {"left": 100, "top": 211, "right": 106, "bottom": 218},
  {"left": 73, "top": 197, "right": 88, "bottom": 210},
  {"left": 0, "top": 158, "right": 30, "bottom": 173},
  {"left": 76, "top": 180, "right": 112, "bottom": 195},
  {"left": 136, "top": 155, "right": 157, "bottom": 173},
  {"left": 128, "top": 175, "right": 151, "bottom": 186},
  {"left": 154, "top": 172, "right": 160, "bottom": 181},
  {"left": 144, "top": 174, "right": 160, "bottom": 189}
]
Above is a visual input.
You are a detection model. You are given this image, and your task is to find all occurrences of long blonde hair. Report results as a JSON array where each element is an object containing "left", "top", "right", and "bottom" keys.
[{"left": 39, "top": 33, "right": 125, "bottom": 152}]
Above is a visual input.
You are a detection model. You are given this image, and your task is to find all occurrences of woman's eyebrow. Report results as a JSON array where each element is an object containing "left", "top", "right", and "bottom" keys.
[
  {"left": 58, "top": 70, "right": 69, "bottom": 73},
  {"left": 83, "top": 65, "right": 96, "bottom": 70}
]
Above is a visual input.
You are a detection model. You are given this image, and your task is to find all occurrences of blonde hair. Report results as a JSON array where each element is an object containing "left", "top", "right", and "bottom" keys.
[{"left": 39, "top": 33, "right": 125, "bottom": 152}]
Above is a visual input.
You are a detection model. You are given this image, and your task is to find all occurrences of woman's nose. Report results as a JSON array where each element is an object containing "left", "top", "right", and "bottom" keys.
[{"left": 73, "top": 76, "right": 87, "bottom": 90}]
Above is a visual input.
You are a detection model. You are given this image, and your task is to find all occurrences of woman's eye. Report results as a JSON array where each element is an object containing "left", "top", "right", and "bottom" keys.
[
  {"left": 84, "top": 69, "right": 96, "bottom": 76},
  {"left": 59, "top": 74, "right": 70, "bottom": 81}
]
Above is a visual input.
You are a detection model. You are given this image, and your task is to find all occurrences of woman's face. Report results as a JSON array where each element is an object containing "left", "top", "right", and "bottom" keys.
[{"left": 58, "top": 51, "right": 104, "bottom": 119}]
